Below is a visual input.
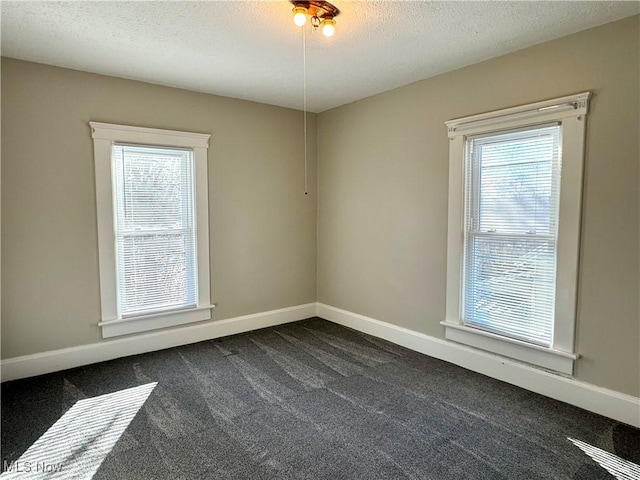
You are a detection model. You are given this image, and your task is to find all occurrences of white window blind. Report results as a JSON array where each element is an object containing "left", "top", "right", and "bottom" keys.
[
  {"left": 462, "top": 124, "right": 561, "bottom": 347},
  {"left": 112, "top": 143, "right": 197, "bottom": 317}
]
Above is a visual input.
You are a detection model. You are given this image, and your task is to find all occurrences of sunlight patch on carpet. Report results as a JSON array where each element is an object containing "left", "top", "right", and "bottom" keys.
[
  {"left": 1, "top": 383, "right": 156, "bottom": 479},
  {"left": 569, "top": 437, "right": 640, "bottom": 480}
]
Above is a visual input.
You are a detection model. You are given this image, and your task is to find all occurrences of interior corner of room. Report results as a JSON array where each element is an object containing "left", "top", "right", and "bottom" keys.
[{"left": 1, "top": 3, "right": 638, "bottom": 438}]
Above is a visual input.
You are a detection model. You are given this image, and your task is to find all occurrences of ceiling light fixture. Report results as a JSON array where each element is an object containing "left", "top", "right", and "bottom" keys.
[
  {"left": 290, "top": 0, "right": 340, "bottom": 195},
  {"left": 292, "top": 6, "right": 308, "bottom": 27},
  {"left": 291, "top": 0, "right": 340, "bottom": 36},
  {"left": 320, "top": 17, "right": 336, "bottom": 37}
]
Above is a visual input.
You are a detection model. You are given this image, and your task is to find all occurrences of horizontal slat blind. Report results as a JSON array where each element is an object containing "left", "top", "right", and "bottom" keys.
[
  {"left": 463, "top": 125, "right": 561, "bottom": 346},
  {"left": 112, "top": 144, "right": 197, "bottom": 317}
]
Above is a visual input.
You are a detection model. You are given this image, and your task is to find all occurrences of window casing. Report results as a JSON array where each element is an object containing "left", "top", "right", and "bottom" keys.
[
  {"left": 442, "top": 93, "right": 590, "bottom": 374},
  {"left": 91, "top": 123, "right": 213, "bottom": 338}
]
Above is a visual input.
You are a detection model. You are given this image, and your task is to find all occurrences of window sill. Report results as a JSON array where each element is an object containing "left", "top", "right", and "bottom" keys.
[
  {"left": 440, "top": 321, "right": 578, "bottom": 375},
  {"left": 100, "top": 305, "right": 216, "bottom": 338}
]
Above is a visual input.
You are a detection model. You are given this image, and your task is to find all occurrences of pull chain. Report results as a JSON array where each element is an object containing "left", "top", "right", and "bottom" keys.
[{"left": 303, "top": 25, "right": 308, "bottom": 196}]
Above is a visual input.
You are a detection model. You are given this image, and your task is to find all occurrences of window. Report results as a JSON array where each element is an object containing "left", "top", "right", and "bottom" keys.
[
  {"left": 442, "top": 93, "right": 590, "bottom": 374},
  {"left": 90, "top": 123, "right": 212, "bottom": 338},
  {"left": 464, "top": 125, "right": 561, "bottom": 346}
]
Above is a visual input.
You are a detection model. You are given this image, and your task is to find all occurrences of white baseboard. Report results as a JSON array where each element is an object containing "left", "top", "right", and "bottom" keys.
[
  {"left": 316, "top": 303, "right": 640, "bottom": 428},
  {"left": 3, "top": 301, "right": 638, "bottom": 428},
  {"left": 0, "top": 303, "right": 316, "bottom": 383}
]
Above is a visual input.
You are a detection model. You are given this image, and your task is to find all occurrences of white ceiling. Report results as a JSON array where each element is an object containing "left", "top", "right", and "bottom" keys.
[{"left": 1, "top": 1, "right": 638, "bottom": 112}]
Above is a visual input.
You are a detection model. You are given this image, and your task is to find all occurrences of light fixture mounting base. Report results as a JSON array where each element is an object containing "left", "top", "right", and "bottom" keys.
[{"left": 291, "top": 0, "right": 340, "bottom": 19}]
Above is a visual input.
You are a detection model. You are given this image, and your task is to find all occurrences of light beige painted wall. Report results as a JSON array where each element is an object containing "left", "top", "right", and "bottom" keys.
[
  {"left": 1, "top": 58, "right": 317, "bottom": 358},
  {"left": 2, "top": 16, "right": 638, "bottom": 398},
  {"left": 318, "top": 16, "right": 640, "bottom": 396}
]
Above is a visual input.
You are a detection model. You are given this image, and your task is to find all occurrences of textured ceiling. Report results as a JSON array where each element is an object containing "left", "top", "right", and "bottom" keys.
[{"left": 1, "top": 1, "right": 638, "bottom": 112}]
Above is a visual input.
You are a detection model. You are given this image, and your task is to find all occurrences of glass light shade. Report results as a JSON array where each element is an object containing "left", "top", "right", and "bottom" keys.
[
  {"left": 293, "top": 7, "right": 307, "bottom": 27},
  {"left": 321, "top": 18, "right": 336, "bottom": 37}
]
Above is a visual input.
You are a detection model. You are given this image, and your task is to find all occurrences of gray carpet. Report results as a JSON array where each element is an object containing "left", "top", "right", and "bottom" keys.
[{"left": 2, "top": 317, "right": 638, "bottom": 479}]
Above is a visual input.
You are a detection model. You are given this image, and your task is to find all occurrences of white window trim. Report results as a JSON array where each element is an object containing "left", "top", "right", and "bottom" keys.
[
  {"left": 442, "top": 92, "right": 590, "bottom": 375},
  {"left": 90, "top": 122, "right": 214, "bottom": 338}
]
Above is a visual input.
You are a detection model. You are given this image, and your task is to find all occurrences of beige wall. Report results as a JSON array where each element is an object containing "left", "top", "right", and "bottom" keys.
[
  {"left": 2, "top": 16, "right": 639, "bottom": 398},
  {"left": 318, "top": 16, "right": 640, "bottom": 396},
  {"left": 1, "top": 58, "right": 317, "bottom": 358}
]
